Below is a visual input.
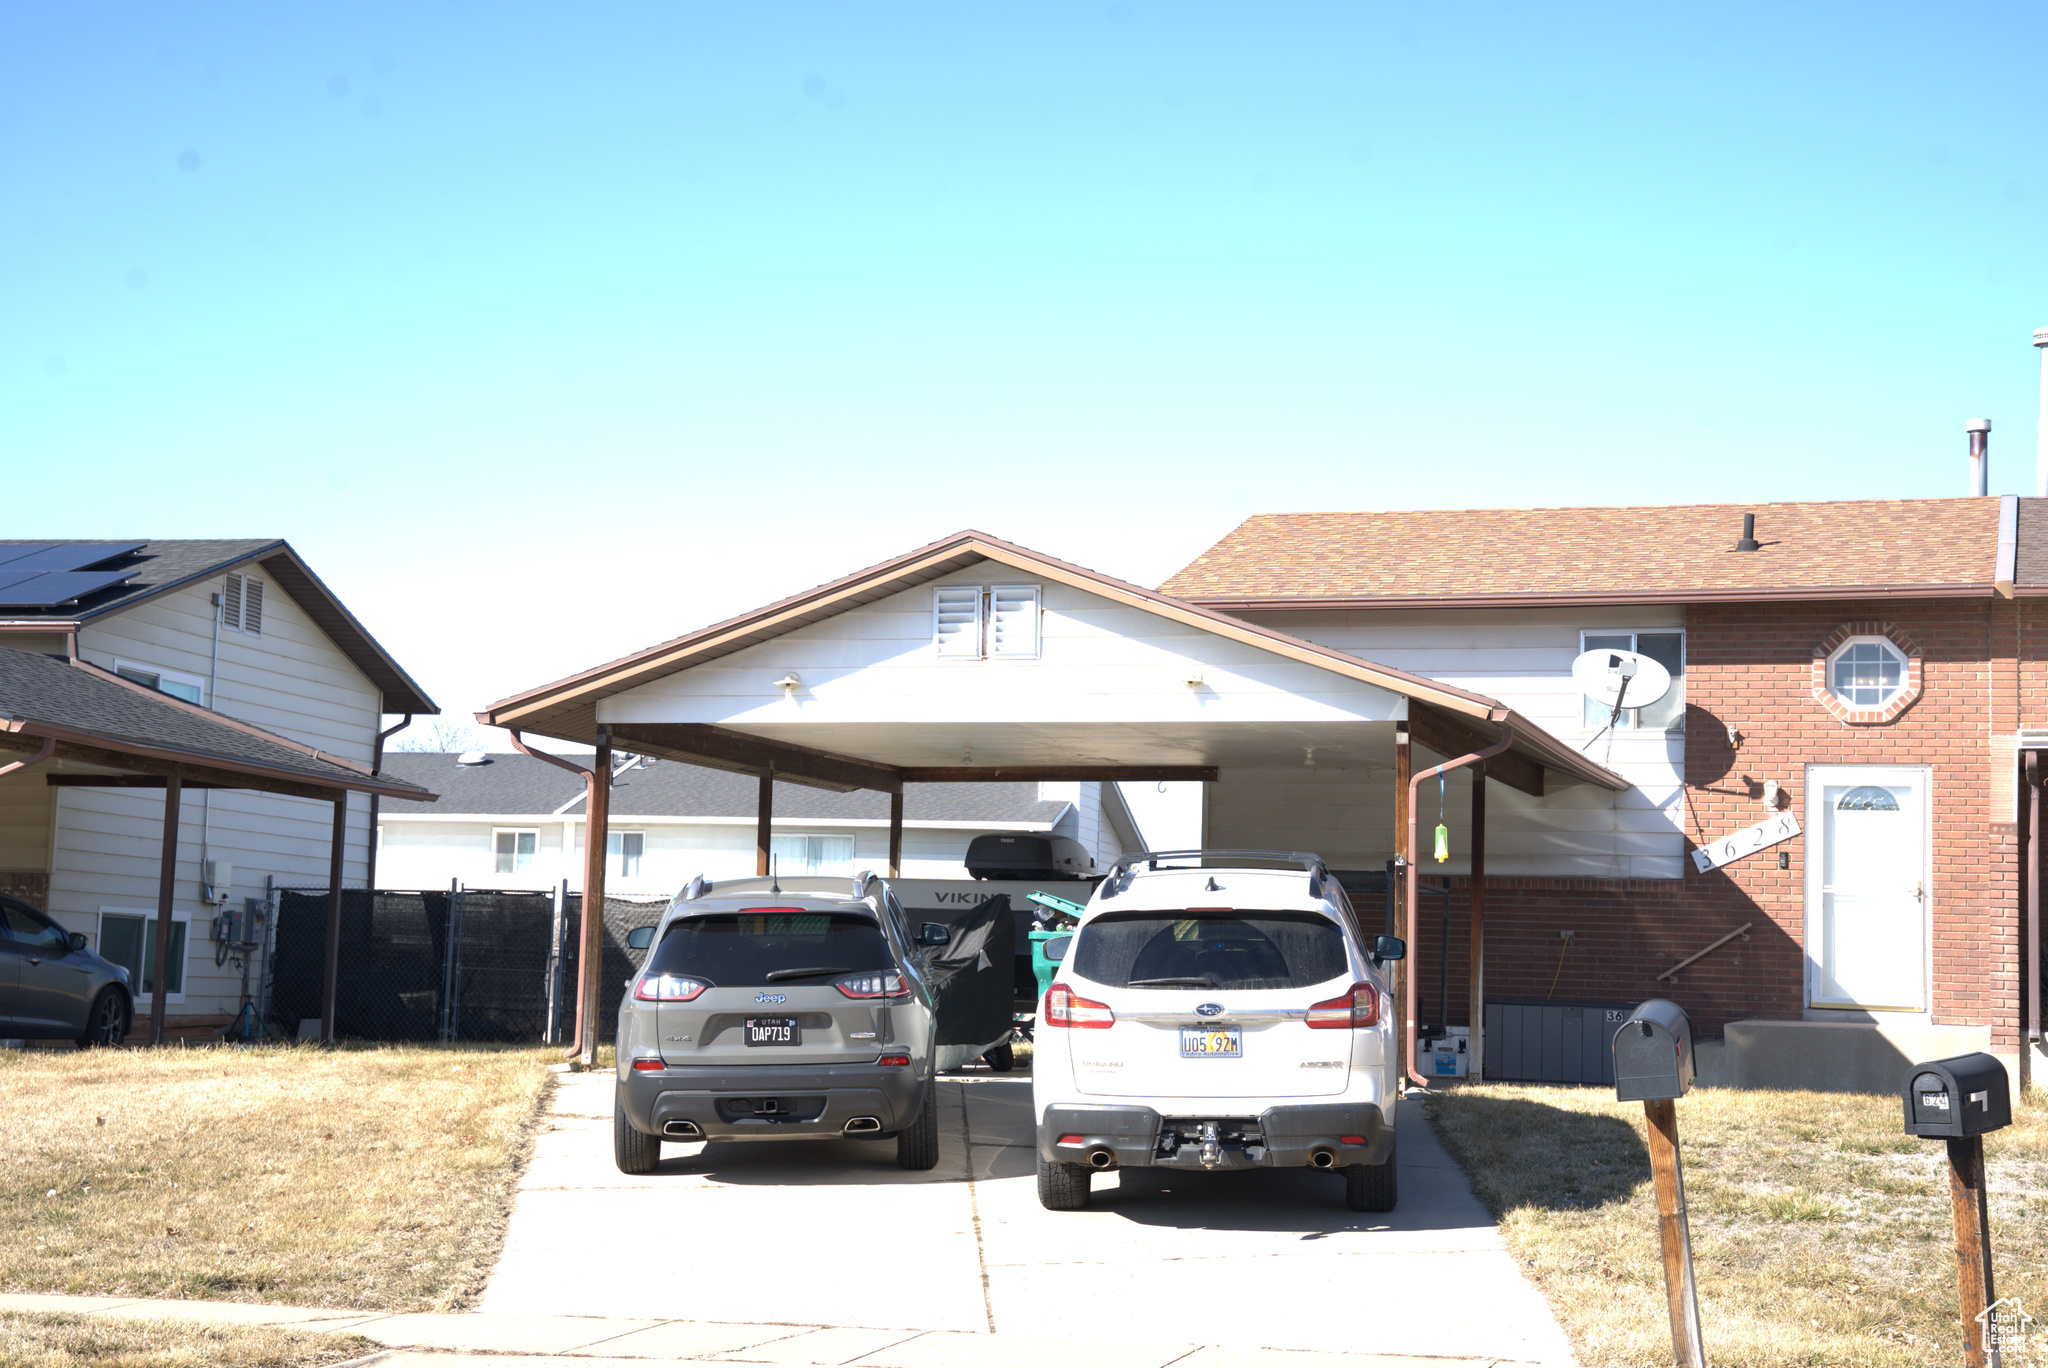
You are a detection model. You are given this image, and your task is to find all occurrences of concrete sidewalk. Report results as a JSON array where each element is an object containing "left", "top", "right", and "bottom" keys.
[{"left": 0, "top": 1292, "right": 1532, "bottom": 1367}]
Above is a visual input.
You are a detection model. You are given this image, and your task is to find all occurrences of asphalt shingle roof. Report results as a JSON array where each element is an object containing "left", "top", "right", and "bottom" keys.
[
  {"left": 1161, "top": 499, "right": 2008, "bottom": 604},
  {"left": 0, "top": 648, "right": 431, "bottom": 798},
  {"left": 378, "top": 751, "right": 1068, "bottom": 824}
]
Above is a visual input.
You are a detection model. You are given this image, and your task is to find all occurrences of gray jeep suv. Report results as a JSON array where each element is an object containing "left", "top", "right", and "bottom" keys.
[{"left": 614, "top": 872, "right": 949, "bottom": 1174}]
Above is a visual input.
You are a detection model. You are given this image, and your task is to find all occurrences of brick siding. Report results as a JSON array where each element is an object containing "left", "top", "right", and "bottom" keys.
[{"left": 1407, "top": 598, "right": 2028, "bottom": 1050}]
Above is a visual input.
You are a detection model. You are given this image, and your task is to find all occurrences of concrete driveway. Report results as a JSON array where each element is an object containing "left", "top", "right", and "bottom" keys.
[{"left": 481, "top": 1070, "right": 1575, "bottom": 1366}]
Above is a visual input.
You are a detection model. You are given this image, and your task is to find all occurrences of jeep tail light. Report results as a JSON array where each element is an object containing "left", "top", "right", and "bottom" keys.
[
  {"left": 635, "top": 973, "right": 710, "bottom": 1002},
  {"left": 631, "top": 1058, "right": 665, "bottom": 1072},
  {"left": 1305, "top": 982, "right": 1380, "bottom": 1029},
  {"left": 1042, "top": 985, "right": 1114, "bottom": 1029},
  {"left": 834, "top": 970, "right": 909, "bottom": 999},
  {"left": 1057, "top": 1134, "right": 1084, "bottom": 1145},
  {"left": 877, "top": 1054, "right": 911, "bottom": 1067}
]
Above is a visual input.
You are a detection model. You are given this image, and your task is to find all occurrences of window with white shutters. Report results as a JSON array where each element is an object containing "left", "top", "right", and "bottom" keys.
[
  {"left": 222, "top": 573, "right": 265, "bottom": 635},
  {"left": 988, "top": 585, "right": 1041, "bottom": 657},
  {"left": 933, "top": 586, "right": 983, "bottom": 657}
]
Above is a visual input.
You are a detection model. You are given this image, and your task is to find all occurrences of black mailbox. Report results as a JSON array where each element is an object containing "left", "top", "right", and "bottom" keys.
[
  {"left": 1612, "top": 998, "right": 1695, "bottom": 1102},
  {"left": 1901, "top": 1053, "right": 2011, "bottom": 1139}
]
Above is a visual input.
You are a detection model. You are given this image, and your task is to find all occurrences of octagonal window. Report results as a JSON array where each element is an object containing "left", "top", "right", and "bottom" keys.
[{"left": 1828, "top": 637, "right": 1907, "bottom": 710}]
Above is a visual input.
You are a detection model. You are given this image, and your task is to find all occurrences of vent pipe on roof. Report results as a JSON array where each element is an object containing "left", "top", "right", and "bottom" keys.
[
  {"left": 1734, "top": 512, "right": 1760, "bottom": 552},
  {"left": 1966, "top": 419, "right": 1991, "bottom": 497},
  {"left": 2035, "top": 328, "right": 2048, "bottom": 496}
]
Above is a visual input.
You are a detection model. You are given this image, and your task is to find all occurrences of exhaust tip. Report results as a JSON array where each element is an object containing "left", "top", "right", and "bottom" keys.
[
  {"left": 1087, "top": 1148, "right": 1115, "bottom": 1169},
  {"left": 843, "top": 1116, "right": 882, "bottom": 1134},
  {"left": 1310, "top": 1149, "right": 1336, "bottom": 1169},
  {"left": 662, "top": 1120, "right": 702, "bottom": 1138}
]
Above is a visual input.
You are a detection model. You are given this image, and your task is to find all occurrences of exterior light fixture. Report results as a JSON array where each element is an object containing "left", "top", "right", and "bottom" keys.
[{"left": 775, "top": 673, "right": 802, "bottom": 693}]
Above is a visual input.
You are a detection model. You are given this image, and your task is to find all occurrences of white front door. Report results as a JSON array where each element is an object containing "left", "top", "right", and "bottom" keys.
[{"left": 1805, "top": 766, "right": 1928, "bottom": 1012}]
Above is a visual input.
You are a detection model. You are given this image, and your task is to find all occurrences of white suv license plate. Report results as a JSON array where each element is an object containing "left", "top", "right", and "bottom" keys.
[{"left": 1179, "top": 1025, "right": 1242, "bottom": 1058}]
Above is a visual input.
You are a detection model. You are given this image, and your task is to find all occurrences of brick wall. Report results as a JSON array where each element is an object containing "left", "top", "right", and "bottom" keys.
[
  {"left": 0, "top": 871, "right": 48, "bottom": 909},
  {"left": 1407, "top": 598, "right": 2027, "bottom": 1050}
]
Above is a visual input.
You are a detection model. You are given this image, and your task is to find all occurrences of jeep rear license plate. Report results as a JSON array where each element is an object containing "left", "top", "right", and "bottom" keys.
[
  {"left": 1179, "top": 1025, "right": 1241, "bottom": 1058},
  {"left": 745, "top": 1017, "right": 799, "bottom": 1046}
]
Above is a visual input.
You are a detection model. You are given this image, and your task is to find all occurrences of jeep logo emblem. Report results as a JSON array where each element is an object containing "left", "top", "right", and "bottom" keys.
[
  {"left": 1194, "top": 1002, "right": 1224, "bottom": 1017},
  {"left": 754, "top": 992, "right": 787, "bottom": 1004}
]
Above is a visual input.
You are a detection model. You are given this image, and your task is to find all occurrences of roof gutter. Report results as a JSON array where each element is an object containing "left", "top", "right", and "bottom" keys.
[
  {"left": 0, "top": 737, "right": 56, "bottom": 779},
  {"left": 1187, "top": 583, "right": 2006, "bottom": 613}
]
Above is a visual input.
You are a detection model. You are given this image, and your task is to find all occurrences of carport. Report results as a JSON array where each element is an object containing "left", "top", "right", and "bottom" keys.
[
  {"left": 478, "top": 530, "right": 1625, "bottom": 1076},
  {"left": 0, "top": 648, "right": 433, "bottom": 1045}
]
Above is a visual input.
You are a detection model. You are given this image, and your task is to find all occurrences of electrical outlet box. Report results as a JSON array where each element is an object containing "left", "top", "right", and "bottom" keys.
[{"left": 203, "top": 860, "right": 233, "bottom": 904}]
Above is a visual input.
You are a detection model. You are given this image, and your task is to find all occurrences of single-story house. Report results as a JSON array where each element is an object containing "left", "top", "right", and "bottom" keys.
[{"left": 373, "top": 749, "right": 1144, "bottom": 894}]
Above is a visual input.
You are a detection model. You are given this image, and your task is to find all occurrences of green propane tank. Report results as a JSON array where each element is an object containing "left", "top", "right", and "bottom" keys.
[{"left": 1025, "top": 891, "right": 1086, "bottom": 1003}]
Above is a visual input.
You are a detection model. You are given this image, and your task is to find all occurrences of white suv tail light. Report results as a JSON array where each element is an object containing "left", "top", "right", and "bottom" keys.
[
  {"left": 1305, "top": 981, "right": 1380, "bottom": 1029},
  {"left": 1042, "top": 985, "right": 1115, "bottom": 1029}
]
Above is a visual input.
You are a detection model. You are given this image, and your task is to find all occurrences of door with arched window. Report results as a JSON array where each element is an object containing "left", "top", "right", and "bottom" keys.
[{"left": 1803, "top": 766, "right": 1929, "bottom": 1012}]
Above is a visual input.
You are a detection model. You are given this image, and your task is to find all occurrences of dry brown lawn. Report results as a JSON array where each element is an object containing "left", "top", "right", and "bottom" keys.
[
  {"left": 0, "top": 1312, "right": 372, "bottom": 1368},
  {"left": 0, "top": 1043, "right": 557, "bottom": 1311},
  {"left": 1427, "top": 1082, "right": 2048, "bottom": 1368}
]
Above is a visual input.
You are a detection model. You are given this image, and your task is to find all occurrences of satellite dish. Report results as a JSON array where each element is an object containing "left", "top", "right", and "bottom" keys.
[{"left": 1571, "top": 648, "right": 1672, "bottom": 711}]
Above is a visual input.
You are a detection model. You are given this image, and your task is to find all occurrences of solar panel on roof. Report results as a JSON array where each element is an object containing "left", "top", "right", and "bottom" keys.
[
  {"left": 0, "top": 568, "right": 138, "bottom": 608},
  {"left": 0, "top": 542, "right": 145, "bottom": 573}
]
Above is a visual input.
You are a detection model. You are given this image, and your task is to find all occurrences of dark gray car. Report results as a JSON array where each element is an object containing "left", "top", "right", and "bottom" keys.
[
  {"left": 0, "top": 896, "right": 132, "bottom": 1046},
  {"left": 613, "top": 872, "right": 949, "bottom": 1174}
]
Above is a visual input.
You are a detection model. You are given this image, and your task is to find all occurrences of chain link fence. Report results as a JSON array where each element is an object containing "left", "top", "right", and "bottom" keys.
[{"left": 267, "top": 886, "right": 666, "bottom": 1044}]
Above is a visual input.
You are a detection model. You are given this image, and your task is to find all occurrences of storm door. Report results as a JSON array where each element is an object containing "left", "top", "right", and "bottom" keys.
[{"left": 1804, "top": 766, "right": 1928, "bottom": 1012}]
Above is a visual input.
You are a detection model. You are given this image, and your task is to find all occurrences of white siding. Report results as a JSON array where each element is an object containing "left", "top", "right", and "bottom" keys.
[
  {"left": 373, "top": 816, "right": 1059, "bottom": 895},
  {"left": 1223, "top": 605, "right": 1687, "bottom": 878},
  {"left": 41, "top": 574, "right": 385, "bottom": 1015}
]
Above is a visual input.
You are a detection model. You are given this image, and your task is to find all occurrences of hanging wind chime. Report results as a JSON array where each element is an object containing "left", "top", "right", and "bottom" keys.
[{"left": 1434, "top": 768, "right": 1450, "bottom": 862}]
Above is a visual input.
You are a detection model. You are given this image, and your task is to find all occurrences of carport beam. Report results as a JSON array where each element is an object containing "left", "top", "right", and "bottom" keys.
[
  {"left": 320, "top": 794, "right": 345, "bottom": 1045},
  {"left": 147, "top": 771, "right": 182, "bottom": 1047},
  {"left": 888, "top": 790, "right": 903, "bottom": 877},
  {"left": 756, "top": 771, "right": 773, "bottom": 876}
]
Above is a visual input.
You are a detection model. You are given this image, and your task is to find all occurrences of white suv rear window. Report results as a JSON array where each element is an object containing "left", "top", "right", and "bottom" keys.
[{"left": 1070, "top": 911, "right": 1347, "bottom": 991}]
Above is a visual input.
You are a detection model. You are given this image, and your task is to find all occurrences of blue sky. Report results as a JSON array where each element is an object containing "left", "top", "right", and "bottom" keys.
[{"left": 6, "top": 3, "right": 2047, "bottom": 734}]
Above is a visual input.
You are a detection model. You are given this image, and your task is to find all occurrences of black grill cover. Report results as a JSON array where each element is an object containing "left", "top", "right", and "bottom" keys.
[{"left": 923, "top": 892, "right": 1014, "bottom": 1050}]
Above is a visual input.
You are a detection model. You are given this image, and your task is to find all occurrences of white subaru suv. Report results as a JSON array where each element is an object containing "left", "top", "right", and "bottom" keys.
[{"left": 1032, "top": 850, "right": 1407, "bottom": 1212}]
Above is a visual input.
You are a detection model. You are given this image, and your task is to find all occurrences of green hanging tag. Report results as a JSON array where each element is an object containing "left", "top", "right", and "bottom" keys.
[{"left": 1433, "top": 823, "right": 1450, "bottom": 862}]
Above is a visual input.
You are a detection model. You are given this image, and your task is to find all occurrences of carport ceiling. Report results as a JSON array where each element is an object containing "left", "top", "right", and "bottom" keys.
[{"left": 711, "top": 720, "right": 1398, "bottom": 771}]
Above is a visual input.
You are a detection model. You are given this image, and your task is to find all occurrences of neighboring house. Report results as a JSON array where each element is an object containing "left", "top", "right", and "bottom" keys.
[
  {"left": 0, "top": 539, "right": 436, "bottom": 1029},
  {"left": 374, "top": 750, "right": 1144, "bottom": 894},
  {"left": 1164, "top": 496, "right": 2043, "bottom": 1088}
]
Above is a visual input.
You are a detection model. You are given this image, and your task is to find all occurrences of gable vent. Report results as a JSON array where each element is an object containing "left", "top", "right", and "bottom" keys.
[
  {"left": 223, "top": 572, "right": 264, "bottom": 635},
  {"left": 933, "top": 586, "right": 982, "bottom": 657},
  {"left": 989, "top": 585, "right": 1041, "bottom": 657}
]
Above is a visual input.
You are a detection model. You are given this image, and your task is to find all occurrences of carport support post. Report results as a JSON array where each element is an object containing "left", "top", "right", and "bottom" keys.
[
  {"left": 756, "top": 770, "right": 773, "bottom": 876},
  {"left": 147, "top": 771, "right": 183, "bottom": 1047},
  {"left": 1946, "top": 1135, "right": 1997, "bottom": 1368},
  {"left": 578, "top": 733, "right": 612, "bottom": 1070},
  {"left": 1392, "top": 722, "right": 1410, "bottom": 1071},
  {"left": 1643, "top": 1098, "right": 1706, "bottom": 1368},
  {"left": 888, "top": 789, "right": 903, "bottom": 877},
  {"left": 1468, "top": 759, "right": 1486, "bottom": 1073},
  {"left": 320, "top": 793, "right": 346, "bottom": 1046}
]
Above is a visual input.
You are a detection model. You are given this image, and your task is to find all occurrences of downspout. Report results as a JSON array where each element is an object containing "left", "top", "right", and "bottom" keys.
[
  {"left": 200, "top": 591, "right": 222, "bottom": 902},
  {"left": 1405, "top": 721, "right": 1516, "bottom": 1090},
  {"left": 0, "top": 737, "right": 56, "bottom": 779},
  {"left": 2028, "top": 752, "right": 2042, "bottom": 1063},
  {"left": 509, "top": 730, "right": 607, "bottom": 1062},
  {"left": 366, "top": 714, "right": 413, "bottom": 893}
]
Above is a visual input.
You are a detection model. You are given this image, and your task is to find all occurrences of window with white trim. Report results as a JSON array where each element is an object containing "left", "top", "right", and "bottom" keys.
[
  {"left": 113, "top": 659, "right": 205, "bottom": 706},
  {"left": 932, "top": 584, "right": 1041, "bottom": 659},
  {"left": 770, "top": 833, "right": 854, "bottom": 876},
  {"left": 97, "top": 908, "right": 188, "bottom": 1000},
  {"left": 607, "top": 830, "right": 645, "bottom": 878},
  {"left": 1580, "top": 630, "right": 1685, "bottom": 731},
  {"left": 493, "top": 828, "right": 539, "bottom": 874},
  {"left": 222, "top": 572, "right": 264, "bottom": 635},
  {"left": 1827, "top": 636, "right": 1907, "bottom": 710}
]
